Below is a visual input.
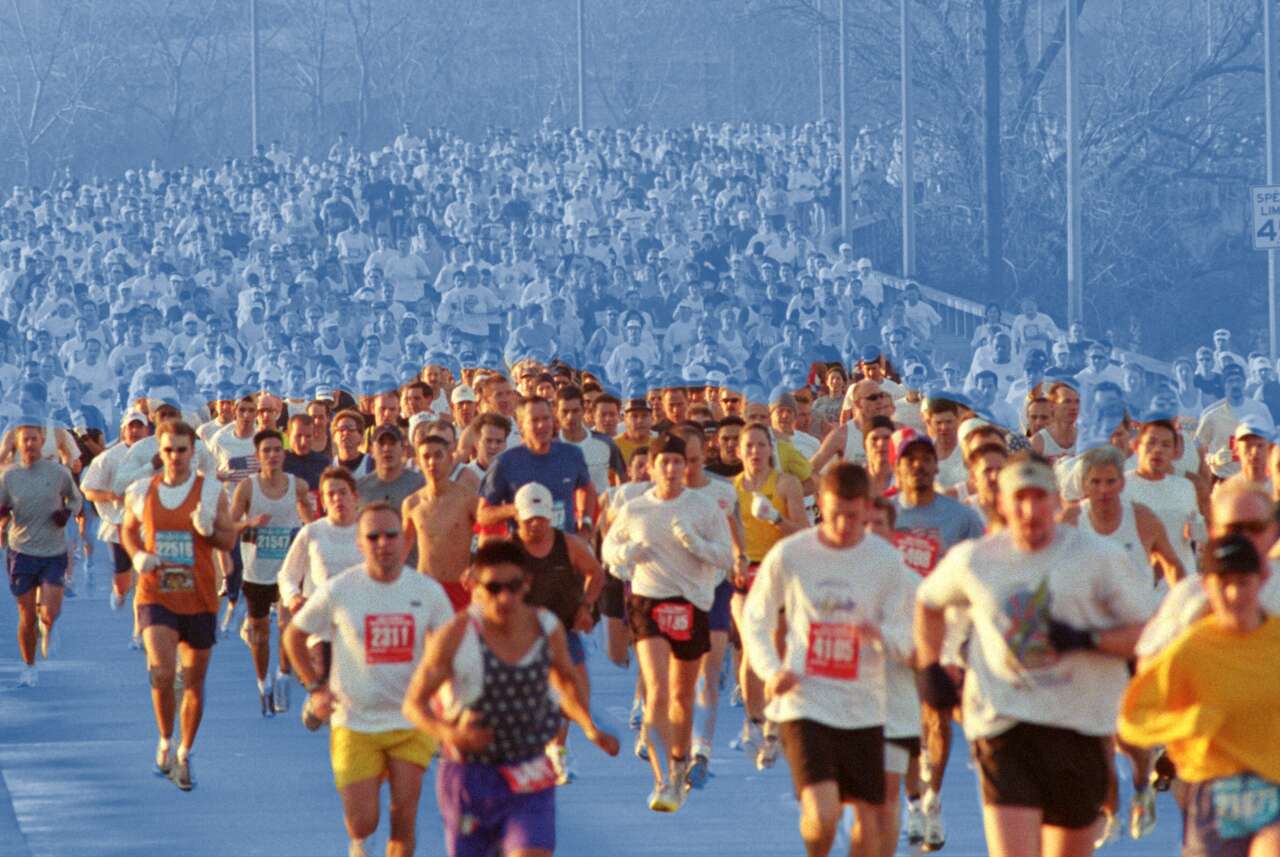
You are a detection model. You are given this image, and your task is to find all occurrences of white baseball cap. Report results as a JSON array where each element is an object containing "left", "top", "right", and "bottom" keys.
[
  {"left": 514, "top": 483, "right": 554, "bottom": 521},
  {"left": 450, "top": 384, "right": 477, "bottom": 404}
]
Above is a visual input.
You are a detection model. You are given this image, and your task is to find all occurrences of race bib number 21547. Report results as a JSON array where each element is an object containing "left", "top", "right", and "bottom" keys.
[{"left": 364, "top": 614, "right": 415, "bottom": 664}]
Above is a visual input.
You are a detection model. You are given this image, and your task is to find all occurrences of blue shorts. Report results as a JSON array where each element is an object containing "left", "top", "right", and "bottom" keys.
[
  {"left": 566, "top": 631, "right": 585, "bottom": 666},
  {"left": 436, "top": 758, "right": 556, "bottom": 857},
  {"left": 138, "top": 604, "right": 218, "bottom": 650},
  {"left": 7, "top": 552, "right": 66, "bottom": 597},
  {"left": 708, "top": 580, "right": 733, "bottom": 632},
  {"left": 1183, "top": 774, "right": 1280, "bottom": 857}
]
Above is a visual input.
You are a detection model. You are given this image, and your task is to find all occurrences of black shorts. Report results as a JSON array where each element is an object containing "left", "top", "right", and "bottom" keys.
[
  {"left": 600, "top": 575, "right": 626, "bottom": 620},
  {"left": 887, "top": 736, "right": 921, "bottom": 757},
  {"left": 242, "top": 581, "right": 279, "bottom": 619},
  {"left": 972, "top": 722, "right": 1109, "bottom": 829},
  {"left": 138, "top": 605, "right": 218, "bottom": 650},
  {"left": 780, "top": 720, "right": 885, "bottom": 805},
  {"left": 626, "top": 594, "right": 710, "bottom": 662},
  {"left": 110, "top": 543, "right": 132, "bottom": 575}
]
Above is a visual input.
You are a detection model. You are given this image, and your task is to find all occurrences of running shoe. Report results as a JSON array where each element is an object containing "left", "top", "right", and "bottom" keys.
[
  {"left": 730, "top": 682, "right": 744, "bottom": 708},
  {"left": 922, "top": 789, "right": 946, "bottom": 852},
  {"left": 272, "top": 677, "right": 290, "bottom": 713},
  {"left": 905, "top": 797, "right": 925, "bottom": 845},
  {"left": 628, "top": 696, "right": 643, "bottom": 731},
  {"left": 109, "top": 590, "right": 124, "bottom": 611},
  {"left": 1094, "top": 808, "right": 1121, "bottom": 850},
  {"left": 260, "top": 687, "right": 274, "bottom": 718},
  {"left": 686, "top": 754, "right": 710, "bottom": 790},
  {"left": 730, "top": 718, "right": 762, "bottom": 752},
  {"left": 348, "top": 841, "right": 369, "bottom": 857},
  {"left": 16, "top": 665, "right": 37, "bottom": 688},
  {"left": 1151, "top": 749, "right": 1176, "bottom": 792},
  {"left": 1129, "top": 787, "right": 1156, "bottom": 840},
  {"left": 633, "top": 732, "right": 649, "bottom": 761},
  {"left": 754, "top": 734, "right": 779, "bottom": 770},
  {"left": 128, "top": 634, "right": 142, "bottom": 651},
  {"left": 647, "top": 783, "right": 681, "bottom": 813},
  {"left": 548, "top": 745, "right": 574, "bottom": 785},
  {"left": 168, "top": 755, "right": 194, "bottom": 791},
  {"left": 154, "top": 742, "right": 173, "bottom": 776}
]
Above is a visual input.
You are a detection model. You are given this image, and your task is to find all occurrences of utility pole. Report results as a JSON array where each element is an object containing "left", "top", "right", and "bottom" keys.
[
  {"left": 250, "top": 0, "right": 260, "bottom": 153},
  {"left": 1265, "top": 0, "right": 1280, "bottom": 357},
  {"left": 1065, "top": 0, "right": 1083, "bottom": 325},
  {"left": 838, "top": 0, "right": 849, "bottom": 239},
  {"left": 576, "top": 0, "right": 587, "bottom": 130},
  {"left": 900, "top": 0, "right": 915, "bottom": 277},
  {"left": 982, "top": 0, "right": 1003, "bottom": 296},
  {"left": 817, "top": 0, "right": 826, "bottom": 122}
]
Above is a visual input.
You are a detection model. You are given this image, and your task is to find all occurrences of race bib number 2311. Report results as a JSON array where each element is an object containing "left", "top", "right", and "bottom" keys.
[{"left": 364, "top": 614, "right": 415, "bottom": 664}]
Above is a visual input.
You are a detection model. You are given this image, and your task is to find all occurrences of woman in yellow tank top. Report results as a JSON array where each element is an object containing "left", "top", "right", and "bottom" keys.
[{"left": 728, "top": 421, "right": 806, "bottom": 769}]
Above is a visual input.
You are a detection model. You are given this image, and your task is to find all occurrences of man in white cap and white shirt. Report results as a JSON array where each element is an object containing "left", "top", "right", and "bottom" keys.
[
  {"left": 449, "top": 384, "right": 477, "bottom": 429},
  {"left": 1196, "top": 362, "right": 1274, "bottom": 479}
]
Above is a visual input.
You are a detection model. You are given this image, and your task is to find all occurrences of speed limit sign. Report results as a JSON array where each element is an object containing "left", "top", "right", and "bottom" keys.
[{"left": 1252, "top": 186, "right": 1280, "bottom": 250}]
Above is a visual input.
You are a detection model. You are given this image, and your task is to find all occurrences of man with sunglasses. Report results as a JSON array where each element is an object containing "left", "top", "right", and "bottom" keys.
[
  {"left": 285, "top": 501, "right": 453, "bottom": 857},
  {"left": 810, "top": 379, "right": 895, "bottom": 473},
  {"left": 402, "top": 540, "right": 619, "bottom": 857}
]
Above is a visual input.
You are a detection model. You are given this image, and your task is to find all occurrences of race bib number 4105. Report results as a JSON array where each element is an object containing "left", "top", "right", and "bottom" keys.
[
  {"left": 364, "top": 613, "right": 415, "bottom": 664},
  {"left": 806, "top": 622, "right": 860, "bottom": 680}
]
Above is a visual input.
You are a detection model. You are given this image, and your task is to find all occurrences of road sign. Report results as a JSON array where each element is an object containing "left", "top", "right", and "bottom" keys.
[{"left": 1252, "top": 185, "right": 1280, "bottom": 250}]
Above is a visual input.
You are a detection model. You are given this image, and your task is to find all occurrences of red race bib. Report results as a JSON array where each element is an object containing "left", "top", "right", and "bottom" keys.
[
  {"left": 652, "top": 602, "right": 694, "bottom": 641},
  {"left": 805, "top": 622, "right": 860, "bottom": 680},
  {"left": 499, "top": 754, "right": 557, "bottom": 794},
  {"left": 364, "top": 613, "right": 415, "bottom": 664},
  {"left": 892, "top": 530, "right": 941, "bottom": 576}
]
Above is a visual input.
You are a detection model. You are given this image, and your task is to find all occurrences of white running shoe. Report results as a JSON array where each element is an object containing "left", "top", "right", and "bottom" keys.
[
  {"left": 16, "top": 665, "right": 37, "bottom": 688},
  {"left": 647, "top": 783, "right": 681, "bottom": 813},
  {"left": 628, "top": 696, "right": 643, "bottom": 731},
  {"left": 168, "top": 755, "right": 193, "bottom": 791},
  {"left": 633, "top": 732, "right": 649, "bottom": 761},
  {"left": 905, "top": 797, "right": 925, "bottom": 845},
  {"left": 754, "top": 733, "right": 779, "bottom": 770},
  {"left": 109, "top": 590, "right": 124, "bottom": 611},
  {"left": 1130, "top": 787, "right": 1156, "bottom": 840},
  {"left": 922, "top": 789, "right": 946, "bottom": 852},
  {"left": 348, "top": 840, "right": 369, "bottom": 857},
  {"left": 1095, "top": 808, "right": 1121, "bottom": 849},
  {"left": 272, "top": 677, "right": 290, "bottom": 713},
  {"left": 729, "top": 719, "right": 762, "bottom": 752},
  {"left": 129, "top": 634, "right": 142, "bottom": 651},
  {"left": 154, "top": 742, "right": 173, "bottom": 776}
]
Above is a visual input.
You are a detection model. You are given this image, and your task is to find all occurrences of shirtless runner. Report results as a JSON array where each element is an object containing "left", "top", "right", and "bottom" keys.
[{"left": 403, "top": 432, "right": 479, "bottom": 611}]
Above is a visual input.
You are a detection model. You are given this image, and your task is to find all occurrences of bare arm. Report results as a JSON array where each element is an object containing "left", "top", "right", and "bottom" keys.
[
  {"left": 1135, "top": 504, "right": 1186, "bottom": 586},
  {"left": 547, "top": 625, "right": 618, "bottom": 754},
  {"left": 565, "top": 533, "right": 605, "bottom": 607},
  {"left": 808, "top": 425, "right": 844, "bottom": 473},
  {"left": 296, "top": 478, "right": 316, "bottom": 523},
  {"left": 777, "top": 473, "right": 807, "bottom": 535}
]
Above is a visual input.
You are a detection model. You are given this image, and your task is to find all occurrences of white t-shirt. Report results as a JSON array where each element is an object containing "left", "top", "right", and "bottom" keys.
[
  {"left": 292, "top": 567, "right": 453, "bottom": 733},
  {"left": 81, "top": 441, "right": 131, "bottom": 542},
  {"left": 563, "top": 432, "right": 610, "bottom": 492},
  {"left": 916, "top": 526, "right": 1156, "bottom": 740},
  {"left": 277, "top": 518, "right": 363, "bottom": 604},
  {"left": 117, "top": 435, "right": 219, "bottom": 494},
  {"left": 743, "top": 530, "right": 914, "bottom": 731},
  {"left": 601, "top": 487, "right": 732, "bottom": 611},
  {"left": 208, "top": 425, "right": 259, "bottom": 485},
  {"left": 1135, "top": 564, "right": 1280, "bottom": 659}
]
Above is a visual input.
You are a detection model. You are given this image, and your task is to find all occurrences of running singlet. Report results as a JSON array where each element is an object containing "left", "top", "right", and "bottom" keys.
[
  {"left": 138, "top": 474, "right": 218, "bottom": 615},
  {"left": 518, "top": 529, "right": 581, "bottom": 632},
  {"left": 241, "top": 474, "right": 305, "bottom": 585},
  {"left": 735, "top": 469, "right": 785, "bottom": 564},
  {"left": 1078, "top": 500, "right": 1153, "bottom": 591}
]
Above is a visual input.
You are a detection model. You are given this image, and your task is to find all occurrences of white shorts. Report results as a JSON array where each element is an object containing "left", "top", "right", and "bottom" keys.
[{"left": 883, "top": 741, "right": 909, "bottom": 776}]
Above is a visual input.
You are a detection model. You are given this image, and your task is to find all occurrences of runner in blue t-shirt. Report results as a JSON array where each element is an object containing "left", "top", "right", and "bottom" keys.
[{"left": 478, "top": 397, "right": 596, "bottom": 538}]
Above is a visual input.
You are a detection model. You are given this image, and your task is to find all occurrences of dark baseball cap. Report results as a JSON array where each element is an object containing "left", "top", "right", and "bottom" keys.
[
  {"left": 1201, "top": 535, "right": 1263, "bottom": 576},
  {"left": 371, "top": 423, "right": 404, "bottom": 444}
]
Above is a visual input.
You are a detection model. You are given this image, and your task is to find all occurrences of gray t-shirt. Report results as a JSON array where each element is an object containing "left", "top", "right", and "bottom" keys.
[
  {"left": 356, "top": 468, "right": 425, "bottom": 514},
  {"left": 0, "top": 459, "right": 83, "bottom": 557}
]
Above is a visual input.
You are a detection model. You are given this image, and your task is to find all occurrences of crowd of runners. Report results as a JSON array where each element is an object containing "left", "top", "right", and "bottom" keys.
[{"left": 3, "top": 122, "right": 1279, "bottom": 856}]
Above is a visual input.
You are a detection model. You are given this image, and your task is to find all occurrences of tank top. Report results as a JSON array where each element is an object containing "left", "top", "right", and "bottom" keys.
[
  {"left": 735, "top": 469, "right": 784, "bottom": 563},
  {"left": 1079, "top": 499, "right": 1150, "bottom": 586},
  {"left": 842, "top": 423, "right": 866, "bottom": 464},
  {"left": 137, "top": 474, "right": 218, "bottom": 615},
  {"left": 463, "top": 613, "right": 562, "bottom": 767},
  {"left": 518, "top": 530, "right": 581, "bottom": 631},
  {"left": 1035, "top": 427, "right": 1076, "bottom": 460},
  {"left": 242, "top": 474, "right": 304, "bottom": 585}
]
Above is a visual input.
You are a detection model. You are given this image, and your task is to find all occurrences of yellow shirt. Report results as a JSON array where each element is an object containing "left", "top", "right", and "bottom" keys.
[
  {"left": 1118, "top": 614, "right": 1280, "bottom": 784},
  {"left": 776, "top": 439, "right": 813, "bottom": 483},
  {"left": 614, "top": 432, "right": 653, "bottom": 466},
  {"left": 735, "top": 469, "right": 785, "bottom": 563}
]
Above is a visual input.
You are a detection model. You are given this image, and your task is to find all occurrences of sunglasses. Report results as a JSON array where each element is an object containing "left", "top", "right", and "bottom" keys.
[
  {"left": 1223, "top": 520, "right": 1271, "bottom": 535},
  {"left": 364, "top": 530, "right": 400, "bottom": 542},
  {"left": 480, "top": 577, "right": 526, "bottom": 595},
  {"left": 861, "top": 393, "right": 889, "bottom": 403}
]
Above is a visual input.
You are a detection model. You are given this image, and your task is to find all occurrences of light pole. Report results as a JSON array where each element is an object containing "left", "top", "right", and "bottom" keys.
[
  {"left": 250, "top": 0, "right": 260, "bottom": 153},
  {"left": 1265, "top": 0, "right": 1280, "bottom": 357},
  {"left": 1064, "top": 0, "right": 1083, "bottom": 326},
  {"left": 838, "top": 0, "right": 849, "bottom": 239},
  {"left": 576, "top": 0, "right": 587, "bottom": 130},
  {"left": 900, "top": 0, "right": 915, "bottom": 278}
]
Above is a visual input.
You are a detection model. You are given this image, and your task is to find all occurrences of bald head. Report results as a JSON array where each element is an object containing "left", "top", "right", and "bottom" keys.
[{"left": 1209, "top": 483, "right": 1278, "bottom": 560}]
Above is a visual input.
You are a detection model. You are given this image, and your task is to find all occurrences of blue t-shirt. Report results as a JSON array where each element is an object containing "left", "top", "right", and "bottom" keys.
[
  {"left": 480, "top": 441, "right": 593, "bottom": 532},
  {"left": 892, "top": 495, "right": 986, "bottom": 576}
]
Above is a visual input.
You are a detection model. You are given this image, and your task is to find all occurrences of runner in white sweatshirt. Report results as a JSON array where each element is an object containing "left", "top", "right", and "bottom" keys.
[{"left": 742, "top": 462, "right": 914, "bottom": 857}]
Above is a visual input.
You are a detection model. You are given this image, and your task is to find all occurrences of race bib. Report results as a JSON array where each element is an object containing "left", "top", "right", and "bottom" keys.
[
  {"left": 805, "top": 622, "right": 860, "bottom": 680},
  {"left": 652, "top": 602, "right": 694, "bottom": 641},
  {"left": 499, "top": 754, "right": 557, "bottom": 794},
  {"left": 155, "top": 530, "right": 195, "bottom": 592},
  {"left": 1211, "top": 774, "right": 1280, "bottom": 840},
  {"left": 364, "top": 613, "right": 415, "bottom": 664},
  {"left": 255, "top": 526, "right": 294, "bottom": 560},
  {"left": 892, "top": 530, "right": 941, "bottom": 576}
]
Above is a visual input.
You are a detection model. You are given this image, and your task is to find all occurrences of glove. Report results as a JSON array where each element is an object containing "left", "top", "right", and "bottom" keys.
[
  {"left": 750, "top": 492, "right": 782, "bottom": 525},
  {"left": 1048, "top": 619, "right": 1097, "bottom": 654},
  {"left": 916, "top": 662, "right": 960, "bottom": 709},
  {"left": 671, "top": 521, "right": 722, "bottom": 566},
  {"left": 132, "top": 551, "right": 161, "bottom": 574},
  {"left": 51, "top": 508, "right": 72, "bottom": 528},
  {"left": 191, "top": 501, "right": 216, "bottom": 537}
]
